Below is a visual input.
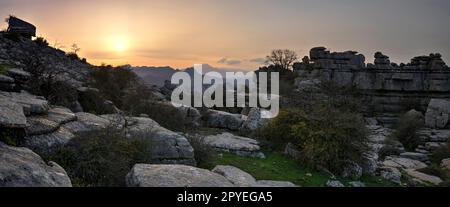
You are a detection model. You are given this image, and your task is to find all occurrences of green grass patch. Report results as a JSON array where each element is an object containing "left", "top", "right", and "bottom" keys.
[{"left": 207, "top": 151, "right": 398, "bottom": 187}]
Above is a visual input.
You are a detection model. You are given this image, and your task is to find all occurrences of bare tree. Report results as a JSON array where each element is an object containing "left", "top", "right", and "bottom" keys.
[
  {"left": 266, "top": 49, "right": 298, "bottom": 70},
  {"left": 71, "top": 43, "right": 80, "bottom": 54}
]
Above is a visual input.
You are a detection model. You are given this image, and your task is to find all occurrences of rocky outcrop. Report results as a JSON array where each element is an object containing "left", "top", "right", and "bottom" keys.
[
  {"left": 0, "top": 91, "right": 49, "bottom": 115},
  {"left": 0, "top": 142, "right": 71, "bottom": 187},
  {"left": 204, "top": 109, "right": 244, "bottom": 130},
  {"left": 241, "top": 108, "right": 268, "bottom": 130},
  {"left": 202, "top": 132, "right": 265, "bottom": 158},
  {"left": 126, "top": 164, "right": 297, "bottom": 187},
  {"left": 441, "top": 158, "right": 450, "bottom": 171},
  {"left": 326, "top": 180, "right": 344, "bottom": 187},
  {"left": 0, "top": 101, "right": 27, "bottom": 128},
  {"left": 126, "top": 164, "right": 234, "bottom": 187},
  {"left": 294, "top": 47, "right": 450, "bottom": 114},
  {"left": 425, "top": 99, "right": 450, "bottom": 129}
]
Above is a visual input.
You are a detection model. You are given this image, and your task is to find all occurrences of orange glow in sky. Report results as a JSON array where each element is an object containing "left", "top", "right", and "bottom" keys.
[{"left": 1, "top": 0, "right": 449, "bottom": 70}]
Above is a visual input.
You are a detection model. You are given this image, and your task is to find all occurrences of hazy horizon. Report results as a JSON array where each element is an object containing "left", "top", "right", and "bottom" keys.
[{"left": 1, "top": 0, "right": 449, "bottom": 70}]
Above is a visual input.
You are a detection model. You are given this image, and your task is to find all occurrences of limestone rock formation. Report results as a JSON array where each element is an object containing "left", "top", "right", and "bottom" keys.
[
  {"left": 204, "top": 109, "right": 244, "bottom": 130},
  {"left": 0, "top": 142, "right": 72, "bottom": 187},
  {"left": 425, "top": 99, "right": 450, "bottom": 129},
  {"left": 126, "top": 164, "right": 235, "bottom": 187},
  {"left": 441, "top": 158, "right": 450, "bottom": 171},
  {"left": 211, "top": 165, "right": 257, "bottom": 187},
  {"left": 202, "top": 132, "right": 265, "bottom": 158},
  {"left": 0, "top": 101, "right": 27, "bottom": 128}
]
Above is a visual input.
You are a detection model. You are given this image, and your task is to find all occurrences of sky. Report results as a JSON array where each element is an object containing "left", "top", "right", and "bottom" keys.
[{"left": 1, "top": 0, "right": 449, "bottom": 70}]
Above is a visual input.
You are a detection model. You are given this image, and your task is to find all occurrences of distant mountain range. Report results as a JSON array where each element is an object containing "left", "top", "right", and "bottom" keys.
[{"left": 131, "top": 64, "right": 251, "bottom": 87}]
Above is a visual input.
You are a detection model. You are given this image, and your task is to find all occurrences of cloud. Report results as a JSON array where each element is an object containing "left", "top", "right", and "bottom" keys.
[
  {"left": 249, "top": 57, "right": 267, "bottom": 64},
  {"left": 217, "top": 57, "right": 242, "bottom": 65}
]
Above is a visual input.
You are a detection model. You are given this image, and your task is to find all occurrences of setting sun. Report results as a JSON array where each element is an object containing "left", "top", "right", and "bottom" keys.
[{"left": 109, "top": 36, "right": 129, "bottom": 53}]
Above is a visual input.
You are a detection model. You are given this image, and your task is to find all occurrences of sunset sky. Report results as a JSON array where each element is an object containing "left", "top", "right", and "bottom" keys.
[{"left": 1, "top": 0, "right": 449, "bottom": 70}]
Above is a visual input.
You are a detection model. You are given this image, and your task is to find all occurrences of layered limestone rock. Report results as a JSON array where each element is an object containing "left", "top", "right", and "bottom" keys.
[
  {"left": 294, "top": 47, "right": 450, "bottom": 114},
  {"left": 126, "top": 164, "right": 235, "bottom": 187},
  {"left": 126, "top": 164, "right": 297, "bottom": 187},
  {"left": 0, "top": 142, "right": 72, "bottom": 187},
  {"left": 204, "top": 109, "right": 245, "bottom": 130},
  {"left": 202, "top": 132, "right": 265, "bottom": 158}
]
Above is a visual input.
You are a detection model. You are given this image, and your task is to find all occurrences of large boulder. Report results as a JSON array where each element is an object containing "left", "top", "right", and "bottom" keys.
[
  {"left": 126, "top": 117, "right": 195, "bottom": 165},
  {"left": 425, "top": 99, "right": 450, "bottom": 129},
  {"left": 204, "top": 109, "right": 244, "bottom": 130},
  {"left": 63, "top": 112, "right": 110, "bottom": 134},
  {"left": 23, "top": 127, "right": 75, "bottom": 155},
  {"left": 126, "top": 164, "right": 234, "bottom": 187},
  {"left": 202, "top": 133, "right": 265, "bottom": 158},
  {"left": 212, "top": 165, "right": 256, "bottom": 187},
  {"left": 0, "top": 142, "right": 72, "bottom": 187},
  {"left": 241, "top": 108, "right": 268, "bottom": 130}
]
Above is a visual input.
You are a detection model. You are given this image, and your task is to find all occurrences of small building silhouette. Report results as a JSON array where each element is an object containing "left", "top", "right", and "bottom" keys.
[{"left": 6, "top": 16, "right": 36, "bottom": 39}]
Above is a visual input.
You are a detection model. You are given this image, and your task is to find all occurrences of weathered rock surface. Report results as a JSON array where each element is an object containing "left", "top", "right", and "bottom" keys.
[
  {"left": 0, "top": 142, "right": 72, "bottom": 187},
  {"left": 348, "top": 181, "right": 365, "bottom": 187},
  {"left": 63, "top": 112, "right": 110, "bottom": 134},
  {"left": 0, "top": 101, "right": 27, "bottom": 128},
  {"left": 255, "top": 180, "right": 297, "bottom": 187},
  {"left": 0, "top": 91, "right": 49, "bottom": 115},
  {"left": 23, "top": 127, "right": 75, "bottom": 154},
  {"left": 212, "top": 165, "right": 256, "bottom": 187},
  {"left": 379, "top": 167, "right": 402, "bottom": 184},
  {"left": 425, "top": 99, "right": 450, "bottom": 129},
  {"left": 399, "top": 152, "right": 429, "bottom": 163},
  {"left": 241, "top": 108, "right": 268, "bottom": 130},
  {"left": 404, "top": 169, "right": 442, "bottom": 185},
  {"left": 441, "top": 158, "right": 450, "bottom": 171},
  {"left": 382, "top": 156, "right": 427, "bottom": 170},
  {"left": 326, "top": 180, "right": 344, "bottom": 187},
  {"left": 202, "top": 133, "right": 265, "bottom": 158},
  {"left": 126, "top": 117, "right": 195, "bottom": 165},
  {"left": 126, "top": 164, "right": 234, "bottom": 187},
  {"left": 204, "top": 110, "right": 244, "bottom": 130}
]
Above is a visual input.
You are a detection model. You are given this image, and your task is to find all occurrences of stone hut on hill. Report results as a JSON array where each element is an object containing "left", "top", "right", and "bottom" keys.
[{"left": 6, "top": 16, "right": 36, "bottom": 39}]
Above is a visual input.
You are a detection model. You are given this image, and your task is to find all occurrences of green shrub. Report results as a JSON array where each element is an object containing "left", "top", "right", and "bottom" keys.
[
  {"left": 392, "top": 111, "right": 424, "bottom": 151},
  {"left": 33, "top": 37, "right": 49, "bottom": 47},
  {"left": 431, "top": 141, "right": 450, "bottom": 164},
  {"left": 46, "top": 128, "right": 153, "bottom": 187},
  {"left": 186, "top": 135, "right": 217, "bottom": 169},
  {"left": 261, "top": 107, "right": 369, "bottom": 174},
  {"left": 129, "top": 101, "right": 187, "bottom": 131}
]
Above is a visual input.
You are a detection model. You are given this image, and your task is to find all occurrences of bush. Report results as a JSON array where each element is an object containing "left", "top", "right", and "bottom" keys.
[
  {"left": 261, "top": 107, "right": 369, "bottom": 174},
  {"left": 46, "top": 127, "right": 153, "bottom": 187},
  {"left": 431, "top": 141, "right": 450, "bottom": 164},
  {"left": 129, "top": 101, "right": 187, "bottom": 131},
  {"left": 392, "top": 111, "right": 424, "bottom": 151},
  {"left": 186, "top": 135, "right": 217, "bottom": 168},
  {"left": 33, "top": 37, "right": 49, "bottom": 47}
]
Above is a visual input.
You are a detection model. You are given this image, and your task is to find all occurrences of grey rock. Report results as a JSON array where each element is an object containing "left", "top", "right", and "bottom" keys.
[
  {"left": 255, "top": 180, "right": 297, "bottom": 187},
  {"left": 379, "top": 167, "right": 402, "bottom": 184},
  {"left": 341, "top": 162, "right": 363, "bottom": 178},
  {"left": 382, "top": 156, "right": 427, "bottom": 170},
  {"left": 63, "top": 112, "right": 110, "bottom": 134},
  {"left": 212, "top": 165, "right": 256, "bottom": 187},
  {"left": 23, "top": 127, "right": 75, "bottom": 154},
  {"left": 25, "top": 116, "right": 60, "bottom": 135},
  {"left": 399, "top": 152, "right": 429, "bottom": 162},
  {"left": 425, "top": 99, "right": 450, "bottom": 129},
  {"left": 0, "top": 74, "right": 14, "bottom": 83},
  {"left": 6, "top": 68, "right": 31, "bottom": 81},
  {"left": 46, "top": 107, "right": 77, "bottom": 125},
  {"left": 0, "top": 142, "right": 72, "bottom": 187},
  {"left": 204, "top": 109, "right": 244, "bottom": 131},
  {"left": 202, "top": 133, "right": 265, "bottom": 158},
  {"left": 127, "top": 117, "right": 195, "bottom": 165},
  {"left": 0, "top": 91, "right": 49, "bottom": 115},
  {"left": 326, "top": 180, "right": 344, "bottom": 187},
  {"left": 126, "top": 164, "right": 234, "bottom": 187},
  {"left": 241, "top": 108, "right": 267, "bottom": 130},
  {"left": 441, "top": 158, "right": 450, "bottom": 171},
  {"left": 348, "top": 181, "right": 365, "bottom": 187},
  {"left": 0, "top": 101, "right": 27, "bottom": 128},
  {"left": 404, "top": 169, "right": 442, "bottom": 185}
]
